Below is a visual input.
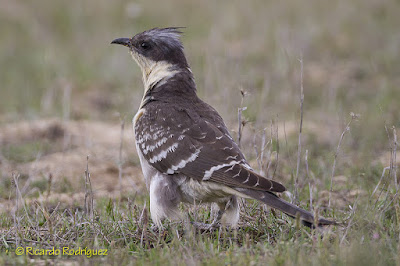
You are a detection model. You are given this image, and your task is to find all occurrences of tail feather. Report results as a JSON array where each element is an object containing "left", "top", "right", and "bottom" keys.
[{"left": 236, "top": 188, "right": 335, "bottom": 227}]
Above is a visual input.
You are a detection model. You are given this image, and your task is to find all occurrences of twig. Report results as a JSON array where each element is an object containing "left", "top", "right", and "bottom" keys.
[
  {"left": 380, "top": 126, "right": 399, "bottom": 211},
  {"left": 117, "top": 221, "right": 128, "bottom": 245},
  {"left": 373, "top": 115, "right": 398, "bottom": 208},
  {"left": 372, "top": 167, "right": 390, "bottom": 198},
  {"left": 253, "top": 133, "right": 262, "bottom": 174},
  {"left": 118, "top": 117, "right": 125, "bottom": 198},
  {"left": 309, "top": 183, "right": 313, "bottom": 211},
  {"left": 340, "top": 197, "right": 358, "bottom": 245},
  {"left": 305, "top": 150, "right": 313, "bottom": 210},
  {"left": 380, "top": 106, "right": 392, "bottom": 144},
  {"left": 12, "top": 173, "right": 39, "bottom": 246},
  {"left": 305, "top": 150, "right": 310, "bottom": 181},
  {"left": 237, "top": 89, "right": 247, "bottom": 148},
  {"left": 329, "top": 113, "right": 358, "bottom": 208},
  {"left": 46, "top": 173, "right": 53, "bottom": 201},
  {"left": 272, "top": 117, "right": 279, "bottom": 180},
  {"left": 266, "top": 121, "right": 274, "bottom": 177},
  {"left": 254, "top": 127, "right": 271, "bottom": 176},
  {"left": 84, "top": 155, "right": 94, "bottom": 220},
  {"left": 137, "top": 202, "right": 147, "bottom": 232},
  {"left": 260, "top": 128, "right": 267, "bottom": 175},
  {"left": 34, "top": 201, "right": 54, "bottom": 243},
  {"left": 12, "top": 173, "right": 20, "bottom": 247},
  {"left": 140, "top": 205, "right": 148, "bottom": 247},
  {"left": 294, "top": 54, "right": 304, "bottom": 204},
  {"left": 390, "top": 127, "right": 397, "bottom": 190}
]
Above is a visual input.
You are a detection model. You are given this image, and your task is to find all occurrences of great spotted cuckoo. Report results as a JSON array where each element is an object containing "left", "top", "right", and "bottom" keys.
[{"left": 111, "top": 27, "right": 335, "bottom": 228}]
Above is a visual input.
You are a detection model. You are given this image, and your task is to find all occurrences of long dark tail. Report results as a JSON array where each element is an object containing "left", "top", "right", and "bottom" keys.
[{"left": 236, "top": 188, "right": 336, "bottom": 227}]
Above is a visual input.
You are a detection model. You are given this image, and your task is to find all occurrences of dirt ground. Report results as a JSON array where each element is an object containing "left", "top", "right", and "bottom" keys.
[{"left": 0, "top": 119, "right": 146, "bottom": 211}]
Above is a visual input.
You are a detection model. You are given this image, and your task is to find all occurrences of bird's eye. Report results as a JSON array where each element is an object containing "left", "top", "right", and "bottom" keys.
[{"left": 140, "top": 42, "right": 151, "bottom": 50}]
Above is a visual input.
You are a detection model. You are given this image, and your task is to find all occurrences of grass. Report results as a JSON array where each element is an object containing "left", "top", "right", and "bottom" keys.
[
  {"left": 0, "top": 184, "right": 398, "bottom": 265},
  {"left": 1, "top": 0, "right": 400, "bottom": 264}
]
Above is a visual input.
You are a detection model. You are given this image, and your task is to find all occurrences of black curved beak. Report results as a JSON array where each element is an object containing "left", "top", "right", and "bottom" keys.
[{"left": 111, "top": 37, "right": 131, "bottom": 47}]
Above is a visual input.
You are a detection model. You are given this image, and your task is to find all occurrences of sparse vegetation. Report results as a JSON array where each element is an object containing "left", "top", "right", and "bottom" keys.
[{"left": 1, "top": 0, "right": 399, "bottom": 265}]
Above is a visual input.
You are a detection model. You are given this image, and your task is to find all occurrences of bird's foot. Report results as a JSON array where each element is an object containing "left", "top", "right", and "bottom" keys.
[
  {"left": 150, "top": 224, "right": 161, "bottom": 233},
  {"left": 191, "top": 221, "right": 221, "bottom": 231}
]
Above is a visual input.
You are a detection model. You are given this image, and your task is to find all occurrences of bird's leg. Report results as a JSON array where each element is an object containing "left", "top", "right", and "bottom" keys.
[
  {"left": 191, "top": 209, "right": 224, "bottom": 231},
  {"left": 219, "top": 196, "right": 240, "bottom": 227},
  {"left": 191, "top": 196, "right": 240, "bottom": 230},
  {"left": 210, "top": 209, "right": 224, "bottom": 227}
]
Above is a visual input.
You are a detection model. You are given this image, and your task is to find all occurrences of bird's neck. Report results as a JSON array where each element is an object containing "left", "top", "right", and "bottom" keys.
[
  {"left": 140, "top": 62, "right": 196, "bottom": 108},
  {"left": 142, "top": 61, "right": 180, "bottom": 93}
]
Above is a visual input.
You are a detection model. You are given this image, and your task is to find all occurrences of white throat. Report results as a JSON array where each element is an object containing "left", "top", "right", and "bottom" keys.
[
  {"left": 143, "top": 61, "right": 179, "bottom": 92},
  {"left": 130, "top": 51, "right": 180, "bottom": 93}
]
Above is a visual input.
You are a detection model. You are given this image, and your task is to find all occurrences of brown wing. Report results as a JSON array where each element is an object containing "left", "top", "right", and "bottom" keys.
[{"left": 135, "top": 102, "right": 285, "bottom": 193}]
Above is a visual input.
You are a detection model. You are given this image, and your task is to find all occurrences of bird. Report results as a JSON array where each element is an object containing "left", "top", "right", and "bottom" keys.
[{"left": 111, "top": 27, "right": 335, "bottom": 229}]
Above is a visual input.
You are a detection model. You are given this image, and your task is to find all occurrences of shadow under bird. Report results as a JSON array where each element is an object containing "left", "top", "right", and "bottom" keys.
[{"left": 111, "top": 27, "right": 335, "bottom": 228}]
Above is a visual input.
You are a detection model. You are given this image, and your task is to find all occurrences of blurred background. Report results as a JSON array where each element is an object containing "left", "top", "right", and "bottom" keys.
[{"left": 0, "top": 0, "right": 399, "bottom": 206}]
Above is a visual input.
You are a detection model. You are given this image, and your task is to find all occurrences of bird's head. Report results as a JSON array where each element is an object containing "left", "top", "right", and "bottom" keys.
[{"left": 111, "top": 27, "right": 190, "bottom": 92}]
